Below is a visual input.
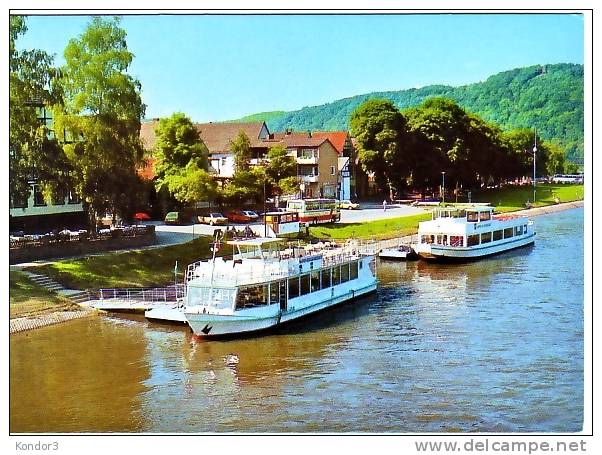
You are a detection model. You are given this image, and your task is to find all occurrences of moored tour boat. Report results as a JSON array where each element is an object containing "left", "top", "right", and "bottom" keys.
[
  {"left": 184, "top": 238, "right": 378, "bottom": 338},
  {"left": 413, "top": 205, "right": 535, "bottom": 261},
  {"left": 378, "top": 245, "right": 418, "bottom": 261}
]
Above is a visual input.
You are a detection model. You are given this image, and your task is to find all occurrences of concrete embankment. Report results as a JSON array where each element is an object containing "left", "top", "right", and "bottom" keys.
[
  {"left": 512, "top": 200, "right": 584, "bottom": 217},
  {"left": 10, "top": 309, "right": 97, "bottom": 334}
]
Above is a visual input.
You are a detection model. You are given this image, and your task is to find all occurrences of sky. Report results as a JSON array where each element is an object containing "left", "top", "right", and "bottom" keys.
[{"left": 16, "top": 13, "right": 584, "bottom": 123}]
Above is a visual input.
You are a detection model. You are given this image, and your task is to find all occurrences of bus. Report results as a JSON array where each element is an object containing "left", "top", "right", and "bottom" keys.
[
  {"left": 551, "top": 174, "right": 584, "bottom": 184},
  {"left": 285, "top": 198, "right": 341, "bottom": 224}
]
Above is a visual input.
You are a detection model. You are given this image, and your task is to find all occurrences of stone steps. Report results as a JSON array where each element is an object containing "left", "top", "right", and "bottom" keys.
[{"left": 21, "top": 272, "right": 90, "bottom": 305}]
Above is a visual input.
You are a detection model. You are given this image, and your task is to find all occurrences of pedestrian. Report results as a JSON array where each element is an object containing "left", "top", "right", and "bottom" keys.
[{"left": 383, "top": 199, "right": 387, "bottom": 212}]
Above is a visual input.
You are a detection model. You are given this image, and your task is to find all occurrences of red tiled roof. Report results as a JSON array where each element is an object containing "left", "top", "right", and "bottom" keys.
[
  {"left": 312, "top": 131, "right": 350, "bottom": 154},
  {"left": 140, "top": 119, "right": 160, "bottom": 151},
  {"left": 196, "top": 122, "right": 267, "bottom": 153}
]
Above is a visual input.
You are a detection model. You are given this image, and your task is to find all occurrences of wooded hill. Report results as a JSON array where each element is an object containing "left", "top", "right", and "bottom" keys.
[{"left": 231, "top": 63, "right": 583, "bottom": 163}]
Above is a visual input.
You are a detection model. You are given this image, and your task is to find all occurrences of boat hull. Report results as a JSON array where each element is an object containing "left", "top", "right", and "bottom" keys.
[
  {"left": 417, "top": 233, "right": 535, "bottom": 261},
  {"left": 186, "top": 280, "right": 377, "bottom": 339}
]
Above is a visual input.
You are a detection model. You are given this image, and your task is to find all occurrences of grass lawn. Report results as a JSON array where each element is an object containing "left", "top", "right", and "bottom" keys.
[
  {"left": 472, "top": 184, "right": 584, "bottom": 212},
  {"left": 9, "top": 271, "right": 78, "bottom": 319},
  {"left": 310, "top": 213, "right": 432, "bottom": 241},
  {"left": 29, "top": 236, "right": 232, "bottom": 290}
]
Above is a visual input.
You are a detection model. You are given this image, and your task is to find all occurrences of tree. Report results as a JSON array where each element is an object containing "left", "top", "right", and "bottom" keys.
[
  {"left": 9, "top": 15, "right": 67, "bottom": 206},
  {"left": 265, "top": 145, "right": 298, "bottom": 197},
  {"left": 153, "top": 113, "right": 216, "bottom": 204},
  {"left": 349, "top": 99, "right": 408, "bottom": 198},
  {"left": 231, "top": 130, "right": 252, "bottom": 172},
  {"left": 52, "top": 16, "right": 145, "bottom": 227}
]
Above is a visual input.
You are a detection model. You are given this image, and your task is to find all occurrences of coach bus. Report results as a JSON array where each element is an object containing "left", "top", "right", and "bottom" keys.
[{"left": 285, "top": 198, "right": 341, "bottom": 224}]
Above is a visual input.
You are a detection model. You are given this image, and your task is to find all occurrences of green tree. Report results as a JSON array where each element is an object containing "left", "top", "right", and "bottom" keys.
[
  {"left": 9, "top": 16, "right": 67, "bottom": 206},
  {"left": 349, "top": 99, "right": 408, "bottom": 198},
  {"left": 265, "top": 145, "right": 298, "bottom": 197},
  {"left": 231, "top": 130, "right": 252, "bottom": 172},
  {"left": 153, "top": 112, "right": 216, "bottom": 204},
  {"left": 52, "top": 16, "right": 145, "bottom": 227},
  {"left": 545, "top": 142, "right": 566, "bottom": 176}
]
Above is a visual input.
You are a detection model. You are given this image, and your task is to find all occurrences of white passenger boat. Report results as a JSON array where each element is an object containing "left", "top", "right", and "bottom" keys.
[
  {"left": 184, "top": 238, "right": 378, "bottom": 338},
  {"left": 379, "top": 245, "right": 418, "bottom": 261},
  {"left": 413, "top": 205, "right": 535, "bottom": 261}
]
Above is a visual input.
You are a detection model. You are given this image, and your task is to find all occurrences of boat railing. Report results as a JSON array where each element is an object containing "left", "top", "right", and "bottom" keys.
[{"left": 94, "top": 285, "right": 186, "bottom": 304}]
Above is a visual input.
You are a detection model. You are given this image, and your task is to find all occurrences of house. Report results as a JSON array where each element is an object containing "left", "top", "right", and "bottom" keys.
[
  {"left": 138, "top": 120, "right": 270, "bottom": 180},
  {"left": 195, "top": 122, "right": 270, "bottom": 178},
  {"left": 9, "top": 103, "right": 85, "bottom": 233},
  {"left": 274, "top": 131, "right": 339, "bottom": 199}
]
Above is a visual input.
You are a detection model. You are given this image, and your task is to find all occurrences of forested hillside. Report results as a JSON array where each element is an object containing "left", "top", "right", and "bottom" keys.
[{"left": 232, "top": 64, "right": 583, "bottom": 162}]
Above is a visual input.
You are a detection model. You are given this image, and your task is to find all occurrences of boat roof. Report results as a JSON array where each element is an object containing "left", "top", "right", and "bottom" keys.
[{"left": 227, "top": 237, "right": 285, "bottom": 247}]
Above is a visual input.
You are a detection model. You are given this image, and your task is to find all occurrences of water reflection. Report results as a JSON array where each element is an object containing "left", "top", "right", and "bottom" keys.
[{"left": 10, "top": 209, "right": 584, "bottom": 433}]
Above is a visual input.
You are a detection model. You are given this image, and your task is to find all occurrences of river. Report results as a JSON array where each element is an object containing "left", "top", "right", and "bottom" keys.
[{"left": 10, "top": 208, "right": 584, "bottom": 433}]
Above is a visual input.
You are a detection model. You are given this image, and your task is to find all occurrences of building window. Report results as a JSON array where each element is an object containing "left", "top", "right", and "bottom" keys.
[
  {"left": 11, "top": 192, "right": 29, "bottom": 209},
  {"left": 331, "top": 166, "right": 335, "bottom": 176},
  {"left": 68, "top": 191, "right": 81, "bottom": 205},
  {"left": 33, "top": 185, "right": 47, "bottom": 207}
]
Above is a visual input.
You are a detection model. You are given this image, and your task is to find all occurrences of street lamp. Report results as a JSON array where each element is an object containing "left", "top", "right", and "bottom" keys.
[
  {"left": 441, "top": 171, "right": 446, "bottom": 205},
  {"left": 533, "top": 129, "right": 537, "bottom": 205}
]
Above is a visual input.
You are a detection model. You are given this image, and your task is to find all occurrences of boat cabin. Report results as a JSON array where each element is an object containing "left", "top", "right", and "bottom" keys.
[{"left": 419, "top": 205, "right": 530, "bottom": 249}]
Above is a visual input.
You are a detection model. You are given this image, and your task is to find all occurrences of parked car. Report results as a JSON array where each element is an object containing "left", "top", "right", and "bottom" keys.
[
  {"left": 339, "top": 200, "right": 360, "bottom": 210},
  {"left": 226, "top": 210, "right": 253, "bottom": 223},
  {"left": 164, "top": 211, "right": 182, "bottom": 225},
  {"left": 242, "top": 210, "right": 259, "bottom": 222},
  {"left": 199, "top": 213, "right": 228, "bottom": 226}
]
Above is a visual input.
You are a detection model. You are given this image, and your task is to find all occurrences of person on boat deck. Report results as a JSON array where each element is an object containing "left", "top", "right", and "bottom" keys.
[
  {"left": 383, "top": 199, "right": 387, "bottom": 211},
  {"left": 244, "top": 225, "right": 254, "bottom": 238}
]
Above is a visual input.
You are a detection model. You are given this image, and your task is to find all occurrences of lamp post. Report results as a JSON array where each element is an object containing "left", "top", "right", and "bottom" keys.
[
  {"left": 263, "top": 176, "right": 267, "bottom": 237},
  {"left": 533, "top": 129, "right": 537, "bottom": 205},
  {"left": 441, "top": 171, "right": 446, "bottom": 205}
]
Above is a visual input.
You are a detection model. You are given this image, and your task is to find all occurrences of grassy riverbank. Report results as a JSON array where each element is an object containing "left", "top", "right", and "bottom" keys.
[
  {"left": 9, "top": 271, "right": 78, "bottom": 319},
  {"left": 473, "top": 183, "right": 584, "bottom": 212},
  {"left": 310, "top": 213, "right": 431, "bottom": 240},
  {"left": 28, "top": 236, "right": 232, "bottom": 290}
]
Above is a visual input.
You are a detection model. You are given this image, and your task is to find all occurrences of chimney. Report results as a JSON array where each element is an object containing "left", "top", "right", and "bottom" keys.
[{"left": 307, "top": 130, "right": 312, "bottom": 138}]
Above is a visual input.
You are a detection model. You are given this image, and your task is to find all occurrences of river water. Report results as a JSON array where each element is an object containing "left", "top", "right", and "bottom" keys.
[{"left": 10, "top": 208, "right": 584, "bottom": 433}]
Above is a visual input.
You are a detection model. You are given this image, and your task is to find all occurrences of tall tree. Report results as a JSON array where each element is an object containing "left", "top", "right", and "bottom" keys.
[
  {"left": 9, "top": 15, "right": 66, "bottom": 206},
  {"left": 231, "top": 130, "right": 252, "bottom": 172},
  {"left": 349, "top": 99, "right": 408, "bottom": 198},
  {"left": 153, "top": 113, "right": 216, "bottom": 205},
  {"left": 52, "top": 16, "right": 145, "bottom": 227},
  {"left": 264, "top": 145, "right": 298, "bottom": 197}
]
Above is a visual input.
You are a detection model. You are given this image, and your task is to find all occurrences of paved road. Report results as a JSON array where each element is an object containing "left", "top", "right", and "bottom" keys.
[{"left": 153, "top": 204, "right": 427, "bottom": 246}]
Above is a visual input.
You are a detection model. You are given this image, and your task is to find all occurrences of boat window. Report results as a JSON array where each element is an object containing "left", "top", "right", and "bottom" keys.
[
  {"left": 359, "top": 260, "right": 363, "bottom": 269},
  {"left": 493, "top": 230, "right": 503, "bottom": 241},
  {"left": 515, "top": 225, "right": 523, "bottom": 236},
  {"left": 467, "top": 234, "right": 480, "bottom": 247},
  {"left": 421, "top": 235, "right": 435, "bottom": 244},
  {"left": 467, "top": 212, "right": 478, "bottom": 222},
  {"left": 300, "top": 274, "right": 311, "bottom": 295},
  {"left": 524, "top": 224, "right": 527, "bottom": 233},
  {"left": 332, "top": 265, "right": 341, "bottom": 285},
  {"left": 456, "top": 210, "right": 466, "bottom": 218},
  {"left": 279, "top": 280, "right": 287, "bottom": 307},
  {"left": 450, "top": 236, "right": 464, "bottom": 247},
  {"left": 503, "top": 227, "right": 514, "bottom": 239},
  {"left": 479, "top": 211, "right": 491, "bottom": 222},
  {"left": 481, "top": 232, "right": 492, "bottom": 244},
  {"left": 350, "top": 261, "right": 359, "bottom": 280},
  {"left": 235, "top": 285, "right": 269, "bottom": 309},
  {"left": 270, "top": 281, "right": 279, "bottom": 305},
  {"left": 436, "top": 235, "right": 447, "bottom": 245},
  {"left": 341, "top": 263, "right": 350, "bottom": 282},
  {"left": 321, "top": 268, "right": 332, "bottom": 288},
  {"left": 311, "top": 271, "right": 321, "bottom": 292},
  {"left": 288, "top": 276, "right": 300, "bottom": 299}
]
